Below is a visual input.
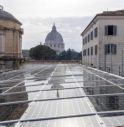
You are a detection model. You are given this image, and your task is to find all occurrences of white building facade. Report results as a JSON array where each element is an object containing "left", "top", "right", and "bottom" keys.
[{"left": 81, "top": 10, "right": 124, "bottom": 76}]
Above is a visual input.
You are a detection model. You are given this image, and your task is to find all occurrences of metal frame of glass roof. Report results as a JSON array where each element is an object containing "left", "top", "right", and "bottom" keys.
[{"left": 0, "top": 64, "right": 124, "bottom": 127}]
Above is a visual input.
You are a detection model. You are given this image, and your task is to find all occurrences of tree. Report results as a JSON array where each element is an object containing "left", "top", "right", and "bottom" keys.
[
  {"left": 66, "top": 49, "right": 72, "bottom": 60},
  {"left": 57, "top": 51, "right": 66, "bottom": 60},
  {"left": 76, "top": 52, "right": 82, "bottom": 60},
  {"left": 57, "top": 49, "right": 82, "bottom": 60},
  {"left": 29, "top": 45, "right": 57, "bottom": 60}
]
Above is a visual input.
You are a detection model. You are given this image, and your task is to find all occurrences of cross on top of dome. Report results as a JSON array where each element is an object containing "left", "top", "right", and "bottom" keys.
[{"left": 52, "top": 23, "right": 56, "bottom": 31}]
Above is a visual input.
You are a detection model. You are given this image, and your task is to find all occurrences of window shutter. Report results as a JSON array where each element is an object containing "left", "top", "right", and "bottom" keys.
[
  {"left": 111, "top": 44, "right": 113, "bottom": 54},
  {"left": 114, "top": 44, "right": 117, "bottom": 54},
  {"left": 105, "top": 26, "right": 108, "bottom": 36},
  {"left": 88, "top": 48, "right": 89, "bottom": 55},
  {"left": 113, "top": 25, "right": 117, "bottom": 35},
  {"left": 96, "top": 28, "right": 98, "bottom": 37},
  {"left": 94, "top": 28, "right": 97, "bottom": 37},
  {"left": 95, "top": 45, "right": 97, "bottom": 55},
  {"left": 91, "top": 47, "right": 93, "bottom": 55}
]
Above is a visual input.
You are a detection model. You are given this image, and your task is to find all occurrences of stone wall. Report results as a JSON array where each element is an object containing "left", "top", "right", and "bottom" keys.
[{"left": 0, "top": 19, "right": 23, "bottom": 58}]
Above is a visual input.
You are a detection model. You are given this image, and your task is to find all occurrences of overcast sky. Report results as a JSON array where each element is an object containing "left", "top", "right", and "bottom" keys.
[{"left": 0, "top": 0, "right": 124, "bottom": 51}]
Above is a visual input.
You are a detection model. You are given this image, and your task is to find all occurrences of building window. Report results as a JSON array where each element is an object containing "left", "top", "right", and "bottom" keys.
[
  {"left": 95, "top": 45, "right": 98, "bottom": 55},
  {"left": 83, "top": 49, "right": 86, "bottom": 56},
  {"left": 88, "top": 48, "right": 90, "bottom": 56},
  {"left": 83, "top": 39, "right": 85, "bottom": 45},
  {"left": 94, "top": 27, "right": 98, "bottom": 37},
  {"left": 85, "top": 36, "right": 87, "bottom": 43},
  {"left": 83, "top": 37, "right": 88, "bottom": 45},
  {"left": 91, "top": 31, "right": 93, "bottom": 40},
  {"left": 104, "top": 44, "right": 117, "bottom": 55},
  {"left": 88, "top": 34, "right": 90, "bottom": 42},
  {"left": 91, "top": 47, "right": 93, "bottom": 55},
  {"left": 105, "top": 25, "right": 117, "bottom": 36}
]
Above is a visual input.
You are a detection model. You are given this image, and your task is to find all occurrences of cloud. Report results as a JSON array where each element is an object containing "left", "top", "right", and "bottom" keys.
[
  {"left": 1, "top": 0, "right": 124, "bottom": 17},
  {"left": 1, "top": 0, "right": 123, "bottom": 51}
]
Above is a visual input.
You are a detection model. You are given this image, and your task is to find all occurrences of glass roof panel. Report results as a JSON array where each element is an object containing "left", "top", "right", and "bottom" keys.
[{"left": 1, "top": 63, "right": 124, "bottom": 127}]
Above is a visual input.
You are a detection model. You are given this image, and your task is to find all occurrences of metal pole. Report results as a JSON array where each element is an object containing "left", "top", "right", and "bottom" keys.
[
  {"left": 104, "top": 54, "right": 106, "bottom": 71},
  {"left": 119, "top": 65, "right": 120, "bottom": 76},
  {"left": 98, "top": 44, "right": 101, "bottom": 70},
  {"left": 110, "top": 45, "right": 113, "bottom": 73},
  {"left": 122, "top": 49, "right": 124, "bottom": 76}
]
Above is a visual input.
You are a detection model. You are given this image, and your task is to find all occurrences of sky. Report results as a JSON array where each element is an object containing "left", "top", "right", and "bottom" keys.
[{"left": 0, "top": 0, "right": 124, "bottom": 51}]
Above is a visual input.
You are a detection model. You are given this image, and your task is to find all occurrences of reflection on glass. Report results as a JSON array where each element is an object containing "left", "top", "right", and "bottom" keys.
[
  {"left": 0, "top": 80, "right": 28, "bottom": 122},
  {"left": 83, "top": 69, "right": 124, "bottom": 115}
]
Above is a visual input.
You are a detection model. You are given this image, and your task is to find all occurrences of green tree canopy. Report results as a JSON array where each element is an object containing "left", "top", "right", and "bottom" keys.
[
  {"left": 57, "top": 49, "right": 82, "bottom": 60},
  {"left": 29, "top": 45, "right": 57, "bottom": 60}
]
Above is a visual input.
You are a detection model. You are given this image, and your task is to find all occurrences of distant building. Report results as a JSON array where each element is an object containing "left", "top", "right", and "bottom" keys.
[
  {"left": 81, "top": 10, "right": 124, "bottom": 75},
  {"left": 22, "top": 50, "right": 30, "bottom": 59},
  {"left": 44, "top": 24, "right": 65, "bottom": 54},
  {"left": 0, "top": 6, "right": 23, "bottom": 69}
]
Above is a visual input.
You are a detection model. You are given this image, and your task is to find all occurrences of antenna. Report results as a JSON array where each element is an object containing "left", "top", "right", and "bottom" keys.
[{"left": 53, "top": 22, "right": 55, "bottom": 26}]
